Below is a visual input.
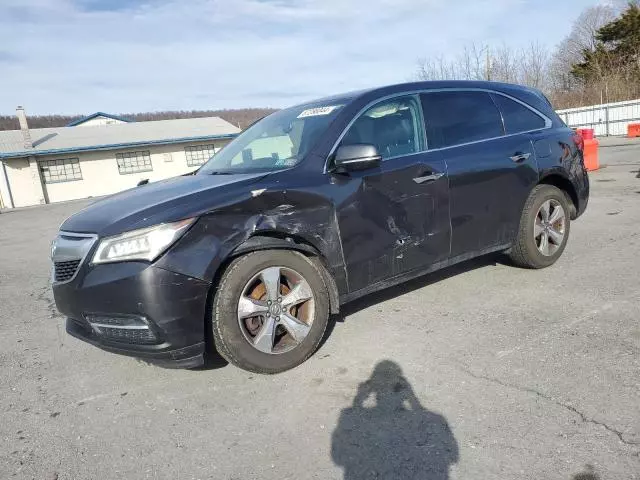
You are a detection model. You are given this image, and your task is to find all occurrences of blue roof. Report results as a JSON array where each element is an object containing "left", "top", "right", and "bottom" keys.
[{"left": 66, "top": 112, "right": 134, "bottom": 127}]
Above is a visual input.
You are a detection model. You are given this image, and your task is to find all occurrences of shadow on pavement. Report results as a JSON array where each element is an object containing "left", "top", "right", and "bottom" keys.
[
  {"left": 339, "top": 254, "right": 499, "bottom": 319},
  {"left": 331, "top": 360, "right": 458, "bottom": 480},
  {"left": 194, "top": 350, "right": 229, "bottom": 370},
  {"left": 317, "top": 255, "right": 499, "bottom": 353},
  {"left": 572, "top": 465, "right": 600, "bottom": 480}
]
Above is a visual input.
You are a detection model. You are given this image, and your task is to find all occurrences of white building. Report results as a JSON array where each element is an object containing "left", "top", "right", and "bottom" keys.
[{"left": 0, "top": 109, "right": 240, "bottom": 209}]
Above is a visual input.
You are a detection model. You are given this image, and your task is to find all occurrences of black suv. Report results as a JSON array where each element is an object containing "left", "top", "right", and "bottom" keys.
[{"left": 51, "top": 81, "right": 589, "bottom": 373}]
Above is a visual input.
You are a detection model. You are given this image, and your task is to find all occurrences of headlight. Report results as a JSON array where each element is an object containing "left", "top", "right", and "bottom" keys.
[{"left": 92, "top": 218, "right": 195, "bottom": 264}]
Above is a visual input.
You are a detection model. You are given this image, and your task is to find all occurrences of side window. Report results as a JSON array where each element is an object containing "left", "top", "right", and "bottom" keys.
[
  {"left": 421, "top": 91, "right": 504, "bottom": 149},
  {"left": 492, "top": 94, "right": 547, "bottom": 134},
  {"left": 339, "top": 95, "right": 424, "bottom": 160}
]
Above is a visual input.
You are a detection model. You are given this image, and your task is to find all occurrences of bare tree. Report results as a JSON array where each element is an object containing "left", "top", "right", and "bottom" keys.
[
  {"left": 415, "top": 41, "right": 550, "bottom": 91},
  {"left": 517, "top": 42, "right": 549, "bottom": 89},
  {"left": 413, "top": 3, "right": 640, "bottom": 109},
  {"left": 490, "top": 44, "right": 518, "bottom": 83},
  {"left": 415, "top": 42, "right": 491, "bottom": 82}
]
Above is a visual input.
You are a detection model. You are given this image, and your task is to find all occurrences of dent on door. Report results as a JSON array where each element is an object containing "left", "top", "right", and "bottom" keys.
[{"left": 336, "top": 155, "right": 449, "bottom": 293}]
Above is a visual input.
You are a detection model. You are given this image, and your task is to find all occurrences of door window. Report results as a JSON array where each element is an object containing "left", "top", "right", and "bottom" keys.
[
  {"left": 491, "top": 94, "right": 547, "bottom": 134},
  {"left": 339, "top": 96, "right": 424, "bottom": 160},
  {"left": 421, "top": 91, "right": 504, "bottom": 149}
]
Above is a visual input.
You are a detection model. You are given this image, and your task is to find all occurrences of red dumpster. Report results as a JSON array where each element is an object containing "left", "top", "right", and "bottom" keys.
[{"left": 628, "top": 123, "right": 640, "bottom": 138}]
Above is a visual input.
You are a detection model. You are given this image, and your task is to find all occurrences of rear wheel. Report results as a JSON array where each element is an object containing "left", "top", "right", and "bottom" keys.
[
  {"left": 212, "top": 250, "right": 330, "bottom": 374},
  {"left": 509, "top": 184, "right": 571, "bottom": 269}
]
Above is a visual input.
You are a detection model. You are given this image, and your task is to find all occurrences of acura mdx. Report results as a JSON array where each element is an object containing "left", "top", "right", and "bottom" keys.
[{"left": 51, "top": 81, "right": 589, "bottom": 373}]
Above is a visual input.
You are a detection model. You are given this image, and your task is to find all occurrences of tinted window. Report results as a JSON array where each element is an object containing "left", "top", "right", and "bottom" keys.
[
  {"left": 492, "top": 94, "right": 546, "bottom": 134},
  {"left": 421, "top": 91, "right": 504, "bottom": 149},
  {"left": 340, "top": 95, "right": 424, "bottom": 160}
]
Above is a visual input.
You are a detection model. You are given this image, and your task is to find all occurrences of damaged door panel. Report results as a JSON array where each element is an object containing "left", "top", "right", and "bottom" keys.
[{"left": 333, "top": 151, "right": 450, "bottom": 293}]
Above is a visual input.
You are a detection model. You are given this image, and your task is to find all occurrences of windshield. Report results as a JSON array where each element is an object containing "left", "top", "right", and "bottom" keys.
[{"left": 198, "top": 102, "right": 345, "bottom": 174}]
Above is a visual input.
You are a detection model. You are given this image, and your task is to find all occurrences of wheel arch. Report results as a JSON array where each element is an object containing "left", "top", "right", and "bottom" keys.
[
  {"left": 222, "top": 232, "right": 340, "bottom": 314},
  {"left": 538, "top": 173, "right": 578, "bottom": 219}
]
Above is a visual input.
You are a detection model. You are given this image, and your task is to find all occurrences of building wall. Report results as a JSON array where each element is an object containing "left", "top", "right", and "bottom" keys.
[
  {"left": 3, "top": 139, "right": 230, "bottom": 207},
  {"left": 0, "top": 161, "right": 10, "bottom": 208},
  {"left": 2, "top": 157, "right": 46, "bottom": 208},
  {"left": 74, "top": 116, "right": 128, "bottom": 127}
]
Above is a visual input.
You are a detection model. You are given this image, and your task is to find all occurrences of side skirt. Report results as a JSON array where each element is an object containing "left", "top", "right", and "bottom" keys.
[{"left": 339, "top": 243, "right": 511, "bottom": 305}]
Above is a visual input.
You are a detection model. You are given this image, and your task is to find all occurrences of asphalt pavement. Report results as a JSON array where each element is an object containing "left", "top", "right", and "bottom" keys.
[{"left": 1, "top": 140, "right": 639, "bottom": 479}]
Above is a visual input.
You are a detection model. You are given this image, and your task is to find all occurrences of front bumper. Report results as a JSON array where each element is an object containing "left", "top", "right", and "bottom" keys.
[{"left": 53, "top": 261, "right": 211, "bottom": 368}]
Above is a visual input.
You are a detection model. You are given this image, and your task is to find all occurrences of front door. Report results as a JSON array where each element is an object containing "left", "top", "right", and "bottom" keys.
[{"left": 333, "top": 95, "right": 451, "bottom": 293}]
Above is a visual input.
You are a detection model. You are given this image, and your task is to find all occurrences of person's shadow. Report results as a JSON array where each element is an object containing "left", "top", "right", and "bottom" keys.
[{"left": 331, "top": 360, "right": 458, "bottom": 479}]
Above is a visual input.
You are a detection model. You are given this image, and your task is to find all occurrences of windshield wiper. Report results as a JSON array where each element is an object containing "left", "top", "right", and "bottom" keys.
[{"left": 207, "top": 171, "right": 235, "bottom": 175}]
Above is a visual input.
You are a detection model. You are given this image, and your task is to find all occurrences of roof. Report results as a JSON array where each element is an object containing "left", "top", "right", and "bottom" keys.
[
  {"left": 287, "top": 81, "right": 546, "bottom": 113},
  {"left": 0, "top": 116, "right": 241, "bottom": 159},
  {"left": 361, "top": 80, "right": 543, "bottom": 99},
  {"left": 66, "top": 112, "right": 134, "bottom": 126}
]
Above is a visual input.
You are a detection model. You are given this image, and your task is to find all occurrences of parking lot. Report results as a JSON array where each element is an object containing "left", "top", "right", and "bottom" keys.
[{"left": 1, "top": 140, "right": 639, "bottom": 480}]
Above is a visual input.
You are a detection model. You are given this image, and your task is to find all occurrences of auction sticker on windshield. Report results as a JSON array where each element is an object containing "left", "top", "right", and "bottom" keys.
[{"left": 297, "top": 105, "right": 343, "bottom": 118}]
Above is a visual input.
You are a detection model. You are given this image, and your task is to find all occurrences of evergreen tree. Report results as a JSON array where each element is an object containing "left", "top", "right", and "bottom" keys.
[{"left": 571, "top": 3, "right": 640, "bottom": 82}]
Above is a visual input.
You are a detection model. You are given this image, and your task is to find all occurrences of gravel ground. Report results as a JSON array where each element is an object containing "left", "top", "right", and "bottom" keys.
[{"left": 1, "top": 141, "right": 639, "bottom": 480}]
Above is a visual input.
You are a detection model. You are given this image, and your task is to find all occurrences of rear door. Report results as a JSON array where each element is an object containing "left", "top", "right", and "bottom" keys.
[
  {"left": 421, "top": 90, "right": 541, "bottom": 257},
  {"left": 334, "top": 94, "right": 450, "bottom": 292}
]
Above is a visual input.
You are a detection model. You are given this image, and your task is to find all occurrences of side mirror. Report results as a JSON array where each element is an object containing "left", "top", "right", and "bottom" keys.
[{"left": 332, "top": 144, "right": 382, "bottom": 172}]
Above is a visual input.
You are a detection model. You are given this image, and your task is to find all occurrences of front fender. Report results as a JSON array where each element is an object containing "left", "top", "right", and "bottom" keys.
[{"left": 154, "top": 189, "right": 348, "bottom": 296}]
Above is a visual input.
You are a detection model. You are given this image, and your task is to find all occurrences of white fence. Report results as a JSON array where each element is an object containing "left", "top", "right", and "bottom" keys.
[{"left": 556, "top": 98, "right": 640, "bottom": 136}]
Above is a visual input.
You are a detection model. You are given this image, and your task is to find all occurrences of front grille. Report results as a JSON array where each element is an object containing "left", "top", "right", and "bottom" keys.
[
  {"left": 54, "top": 260, "right": 81, "bottom": 282},
  {"left": 99, "top": 327, "right": 158, "bottom": 345},
  {"left": 51, "top": 231, "right": 97, "bottom": 284}
]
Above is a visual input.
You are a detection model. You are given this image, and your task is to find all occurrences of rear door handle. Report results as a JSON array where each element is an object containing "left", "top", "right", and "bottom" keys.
[
  {"left": 413, "top": 172, "right": 445, "bottom": 184},
  {"left": 510, "top": 152, "right": 531, "bottom": 163}
]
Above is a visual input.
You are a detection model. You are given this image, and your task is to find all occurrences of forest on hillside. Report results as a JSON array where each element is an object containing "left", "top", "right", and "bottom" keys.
[{"left": 0, "top": 108, "right": 277, "bottom": 131}]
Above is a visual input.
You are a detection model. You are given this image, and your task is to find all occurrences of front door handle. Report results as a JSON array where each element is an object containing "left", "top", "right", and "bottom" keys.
[
  {"left": 413, "top": 172, "right": 445, "bottom": 184},
  {"left": 510, "top": 152, "right": 531, "bottom": 163}
]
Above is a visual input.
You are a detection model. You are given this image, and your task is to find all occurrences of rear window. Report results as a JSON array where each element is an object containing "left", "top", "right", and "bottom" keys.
[
  {"left": 421, "top": 91, "right": 504, "bottom": 149},
  {"left": 492, "top": 94, "right": 546, "bottom": 134}
]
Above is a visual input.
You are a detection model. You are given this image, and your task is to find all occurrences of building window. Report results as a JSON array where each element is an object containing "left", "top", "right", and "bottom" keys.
[
  {"left": 39, "top": 158, "right": 82, "bottom": 183},
  {"left": 116, "top": 150, "right": 153, "bottom": 174},
  {"left": 185, "top": 144, "right": 216, "bottom": 167}
]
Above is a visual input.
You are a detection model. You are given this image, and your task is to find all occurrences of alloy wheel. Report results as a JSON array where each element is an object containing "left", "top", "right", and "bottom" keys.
[
  {"left": 534, "top": 199, "right": 566, "bottom": 256},
  {"left": 237, "top": 266, "right": 315, "bottom": 354}
]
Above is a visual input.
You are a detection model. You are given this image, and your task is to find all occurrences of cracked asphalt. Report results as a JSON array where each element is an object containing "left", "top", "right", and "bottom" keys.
[{"left": 1, "top": 139, "right": 639, "bottom": 479}]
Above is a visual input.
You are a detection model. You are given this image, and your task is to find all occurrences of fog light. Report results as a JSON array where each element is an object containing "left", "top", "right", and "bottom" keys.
[{"left": 84, "top": 314, "right": 159, "bottom": 345}]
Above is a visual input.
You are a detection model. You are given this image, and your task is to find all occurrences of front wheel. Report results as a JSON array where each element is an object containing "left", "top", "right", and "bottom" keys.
[
  {"left": 212, "top": 250, "right": 330, "bottom": 374},
  {"left": 508, "top": 184, "right": 571, "bottom": 269}
]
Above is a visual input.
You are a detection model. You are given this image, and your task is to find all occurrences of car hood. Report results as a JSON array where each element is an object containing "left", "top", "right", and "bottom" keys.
[{"left": 61, "top": 172, "right": 268, "bottom": 237}]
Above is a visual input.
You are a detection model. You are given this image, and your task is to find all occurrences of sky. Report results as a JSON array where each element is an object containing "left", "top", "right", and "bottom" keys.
[{"left": 0, "top": 0, "right": 612, "bottom": 115}]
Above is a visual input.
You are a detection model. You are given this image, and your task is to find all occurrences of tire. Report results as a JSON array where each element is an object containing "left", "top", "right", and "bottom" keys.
[
  {"left": 508, "top": 184, "right": 571, "bottom": 269},
  {"left": 212, "top": 250, "right": 330, "bottom": 374}
]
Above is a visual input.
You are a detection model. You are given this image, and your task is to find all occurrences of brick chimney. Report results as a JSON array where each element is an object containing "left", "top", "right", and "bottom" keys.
[{"left": 16, "top": 106, "right": 33, "bottom": 149}]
